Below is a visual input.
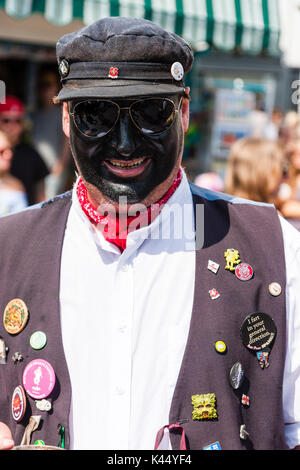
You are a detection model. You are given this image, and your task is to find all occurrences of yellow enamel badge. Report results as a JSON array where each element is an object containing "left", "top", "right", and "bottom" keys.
[
  {"left": 224, "top": 249, "right": 241, "bottom": 271},
  {"left": 191, "top": 393, "right": 218, "bottom": 420}
]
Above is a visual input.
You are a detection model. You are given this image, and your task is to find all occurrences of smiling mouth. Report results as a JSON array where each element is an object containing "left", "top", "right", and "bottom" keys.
[{"left": 103, "top": 157, "right": 151, "bottom": 177}]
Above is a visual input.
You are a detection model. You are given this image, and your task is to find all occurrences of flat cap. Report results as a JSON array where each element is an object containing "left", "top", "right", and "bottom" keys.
[{"left": 56, "top": 16, "right": 193, "bottom": 101}]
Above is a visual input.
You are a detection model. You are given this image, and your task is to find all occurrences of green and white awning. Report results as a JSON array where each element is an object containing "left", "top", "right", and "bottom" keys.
[{"left": 0, "top": 0, "right": 281, "bottom": 55}]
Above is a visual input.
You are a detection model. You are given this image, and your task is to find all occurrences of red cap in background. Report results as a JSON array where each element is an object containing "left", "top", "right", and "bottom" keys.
[{"left": 0, "top": 96, "right": 24, "bottom": 115}]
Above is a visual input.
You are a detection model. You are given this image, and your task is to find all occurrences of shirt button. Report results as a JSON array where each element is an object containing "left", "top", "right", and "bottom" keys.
[
  {"left": 121, "top": 264, "right": 129, "bottom": 272},
  {"left": 116, "top": 386, "right": 125, "bottom": 395}
]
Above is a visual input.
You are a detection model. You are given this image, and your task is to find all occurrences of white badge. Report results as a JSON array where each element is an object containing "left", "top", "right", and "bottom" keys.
[{"left": 171, "top": 62, "right": 184, "bottom": 81}]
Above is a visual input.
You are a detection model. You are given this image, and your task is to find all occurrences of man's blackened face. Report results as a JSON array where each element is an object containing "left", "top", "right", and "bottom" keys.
[{"left": 68, "top": 95, "right": 185, "bottom": 205}]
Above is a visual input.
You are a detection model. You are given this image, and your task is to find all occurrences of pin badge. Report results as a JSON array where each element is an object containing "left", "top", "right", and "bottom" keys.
[
  {"left": 207, "top": 260, "right": 220, "bottom": 274},
  {"left": 30, "top": 331, "right": 47, "bottom": 350},
  {"left": 235, "top": 263, "right": 253, "bottom": 281},
  {"left": 3, "top": 298, "right": 29, "bottom": 335},
  {"left": 203, "top": 441, "right": 221, "bottom": 450},
  {"left": 229, "top": 362, "right": 244, "bottom": 390},
  {"left": 0, "top": 336, "right": 8, "bottom": 364},
  {"left": 241, "top": 394, "right": 250, "bottom": 407},
  {"left": 12, "top": 385, "right": 26, "bottom": 422},
  {"left": 12, "top": 351, "right": 23, "bottom": 363},
  {"left": 191, "top": 393, "right": 218, "bottom": 420},
  {"left": 22, "top": 359, "right": 56, "bottom": 399},
  {"left": 59, "top": 59, "right": 69, "bottom": 78},
  {"left": 215, "top": 340, "right": 227, "bottom": 354},
  {"left": 269, "top": 282, "right": 281, "bottom": 297},
  {"left": 224, "top": 249, "right": 241, "bottom": 271},
  {"left": 108, "top": 66, "right": 118, "bottom": 79},
  {"left": 35, "top": 398, "right": 52, "bottom": 412},
  {"left": 171, "top": 62, "right": 184, "bottom": 81},
  {"left": 256, "top": 347, "right": 270, "bottom": 369},
  {"left": 240, "top": 424, "right": 249, "bottom": 440},
  {"left": 209, "top": 288, "right": 220, "bottom": 300}
]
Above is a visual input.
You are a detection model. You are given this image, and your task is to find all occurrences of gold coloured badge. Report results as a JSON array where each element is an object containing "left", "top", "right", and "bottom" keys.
[
  {"left": 224, "top": 248, "right": 241, "bottom": 271},
  {"left": 191, "top": 393, "right": 218, "bottom": 420}
]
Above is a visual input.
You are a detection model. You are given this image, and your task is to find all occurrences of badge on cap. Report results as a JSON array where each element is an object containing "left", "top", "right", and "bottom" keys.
[
  {"left": 171, "top": 62, "right": 184, "bottom": 81},
  {"left": 235, "top": 263, "right": 253, "bottom": 281},
  {"left": 191, "top": 393, "right": 218, "bottom": 420},
  {"left": 3, "top": 298, "right": 29, "bottom": 335},
  {"left": 59, "top": 59, "right": 69, "bottom": 78},
  {"left": 22, "top": 359, "right": 56, "bottom": 399},
  {"left": 224, "top": 249, "right": 241, "bottom": 271},
  {"left": 229, "top": 362, "right": 244, "bottom": 390},
  {"left": 269, "top": 282, "right": 282, "bottom": 297},
  {"left": 30, "top": 331, "right": 47, "bottom": 350},
  {"left": 12, "top": 385, "right": 26, "bottom": 422},
  {"left": 108, "top": 66, "right": 118, "bottom": 79}
]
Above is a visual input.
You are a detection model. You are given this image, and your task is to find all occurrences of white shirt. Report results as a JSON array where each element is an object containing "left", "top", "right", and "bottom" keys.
[{"left": 60, "top": 172, "right": 300, "bottom": 449}]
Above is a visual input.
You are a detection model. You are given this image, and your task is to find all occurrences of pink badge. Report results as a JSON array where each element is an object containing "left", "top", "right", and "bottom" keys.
[{"left": 22, "top": 359, "right": 56, "bottom": 399}]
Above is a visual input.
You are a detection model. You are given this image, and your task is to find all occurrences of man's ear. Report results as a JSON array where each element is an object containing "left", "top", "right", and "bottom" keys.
[
  {"left": 181, "top": 87, "right": 190, "bottom": 134},
  {"left": 62, "top": 102, "right": 70, "bottom": 138}
]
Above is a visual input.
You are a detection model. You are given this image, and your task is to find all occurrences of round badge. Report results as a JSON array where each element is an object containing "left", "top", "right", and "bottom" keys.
[
  {"left": 170, "top": 62, "right": 184, "bottom": 81},
  {"left": 240, "top": 312, "right": 277, "bottom": 351},
  {"left": 12, "top": 385, "right": 26, "bottom": 422},
  {"left": 215, "top": 340, "right": 227, "bottom": 354},
  {"left": 3, "top": 298, "right": 29, "bottom": 335},
  {"left": 30, "top": 331, "right": 47, "bottom": 350},
  {"left": 22, "top": 359, "right": 56, "bottom": 399},
  {"left": 269, "top": 282, "right": 282, "bottom": 297},
  {"left": 235, "top": 263, "right": 253, "bottom": 281}
]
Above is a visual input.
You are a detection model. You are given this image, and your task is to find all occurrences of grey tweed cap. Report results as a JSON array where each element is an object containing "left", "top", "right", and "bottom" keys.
[{"left": 56, "top": 16, "right": 194, "bottom": 101}]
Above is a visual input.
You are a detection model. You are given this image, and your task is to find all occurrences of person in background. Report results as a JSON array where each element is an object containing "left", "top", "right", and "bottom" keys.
[
  {"left": 224, "top": 137, "right": 284, "bottom": 206},
  {"left": 31, "top": 69, "right": 73, "bottom": 198},
  {"left": 194, "top": 172, "right": 224, "bottom": 192},
  {"left": 0, "top": 96, "right": 49, "bottom": 205},
  {"left": 279, "top": 111, "right": 300, "bottom": 147},
  {"left": 277, "top": 138, "right": 300, "bottom": 230},
  {"left": 264, "top": 108, "right": 283, "bottom": 141},
  {"left": 0, "top": 130, "right": 27, "bottom": 216}
]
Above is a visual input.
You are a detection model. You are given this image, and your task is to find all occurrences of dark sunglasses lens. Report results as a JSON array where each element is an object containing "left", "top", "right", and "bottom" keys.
[
  {"left": 131, "top": 99, "right": 176, "bottom": 134},
  {"left": 73, "top": 101, "right": 119, "bottom": 138}
]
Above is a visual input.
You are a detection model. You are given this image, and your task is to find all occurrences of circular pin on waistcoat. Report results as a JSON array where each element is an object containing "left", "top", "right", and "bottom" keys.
[
  {"left": 59, "top": 59, "right": 69, "bottom": 78},
  {"left": 12, "top": 385, "right": 26, "bottom": 422},
  {"left": 3, "top": 298, "right": 29, "bottom": 335},
  {"left": 171, "top": 62, "right": 184, "bottom": 81},
  {"left": 22, "top": 359, "right": 56, "bottom": 399},
  {"left": 215, "top": 340, "right": 227, "bottom": 354},
  {"left": 240, "top": 312, "right": 277, "bottom": 351},
  {"left": 269, "top": 282, "right": 282, "bottom": 297},
  {"left": 235, "top": 263, "right": 253, "bottom": 281},
  {"left": 30, "top": 331, "right": 47, "bottom": 350}
]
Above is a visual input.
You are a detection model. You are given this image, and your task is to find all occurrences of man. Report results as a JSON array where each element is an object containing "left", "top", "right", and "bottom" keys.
[
  {"left": 0, "top": 17, "right": 300, "bottom": 450},
  {"left": 0, "top": 96, "right": 49, "bottom": 205}
]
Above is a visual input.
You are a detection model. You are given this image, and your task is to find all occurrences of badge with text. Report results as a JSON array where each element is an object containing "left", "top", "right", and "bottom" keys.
[
  {"left": 12, "top": 385, "right": 26, "bottom": 422},
  {"left": 22, "top": 359, "right": 56, "bottom": 399},
  {"left": 207, "top": 260, "right": 220, "bottom": 274},
  {"left": 235, "top": 263, "right": 254, "bottom": 281},
  {"left": 240, "top": 312, "right": 277, "bottom": 352},
  {"left": 3, "top": 298, "right": 29, "bottom": 335}
]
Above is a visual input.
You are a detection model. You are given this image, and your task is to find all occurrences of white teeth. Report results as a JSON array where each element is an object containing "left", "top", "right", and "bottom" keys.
[{"left": 108, "top": 158, "right": 146, "bottom": 168}]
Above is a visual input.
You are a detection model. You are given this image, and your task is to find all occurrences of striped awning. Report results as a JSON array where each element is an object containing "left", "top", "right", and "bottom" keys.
[{"left": 0, "top": 0, "right": 281, "bottom": 56}]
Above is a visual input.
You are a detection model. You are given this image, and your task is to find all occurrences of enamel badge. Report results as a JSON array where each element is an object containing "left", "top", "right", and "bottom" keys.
[
  {"left": 191, "top": 393, "right": 218, "bottom": 420},
  {"left": 108, "top": 66, "right": 118, "bottom": 79},
  {"left": 224, "top": 249, "right": 241, "bottom": 271},
  {"left": 12, "top": 385, "right": 26, "bottom": 422},
  {"left": 3, "top": 298, "right": 29, "bottom": 335}
]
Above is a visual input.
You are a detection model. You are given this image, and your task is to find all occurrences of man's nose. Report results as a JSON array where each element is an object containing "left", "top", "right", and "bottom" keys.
[{"left": 110, "top": 110, "right": 138, "bottom": 157}]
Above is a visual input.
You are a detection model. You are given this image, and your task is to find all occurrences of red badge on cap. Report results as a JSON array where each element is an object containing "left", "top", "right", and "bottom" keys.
[
  {"left": 108, "top": 67, "right": 118, "bottom": 79},
  {"left": 235, "top": 263, "right": 253, "bottom": 281},
  {"left": 22, "top": 359, "right": 56, "bottom": 399}
]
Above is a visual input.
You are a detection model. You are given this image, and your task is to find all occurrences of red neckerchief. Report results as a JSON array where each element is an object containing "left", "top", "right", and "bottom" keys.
[{"left": 76, "top": 169, "right": 182, "bottom": 252}]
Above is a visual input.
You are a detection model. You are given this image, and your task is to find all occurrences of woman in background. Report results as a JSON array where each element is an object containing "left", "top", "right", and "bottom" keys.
[
  {"left": 0, "top": 130, "right": 27, "bottom": 216},
  {"left": 225, "top": 137, "right": 284, "bottom": 206}
]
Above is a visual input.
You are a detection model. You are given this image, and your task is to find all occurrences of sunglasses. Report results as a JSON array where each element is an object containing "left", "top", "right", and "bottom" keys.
[{"left": 69, "top": 97, "right": 183, "bottom": 139}]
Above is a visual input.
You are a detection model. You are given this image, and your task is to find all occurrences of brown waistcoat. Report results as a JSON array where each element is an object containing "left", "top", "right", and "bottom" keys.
[{"left": 0, "top": 184, "right": 287, "bottom": 449}]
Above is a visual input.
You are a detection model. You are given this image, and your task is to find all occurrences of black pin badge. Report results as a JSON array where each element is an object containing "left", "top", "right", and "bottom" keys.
[{"left": 240, "top": 312, "right": 277, "bottom": 368}]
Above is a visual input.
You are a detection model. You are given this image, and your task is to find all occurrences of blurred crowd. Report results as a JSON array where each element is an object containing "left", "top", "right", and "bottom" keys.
[
  {"left": 0, "top": 69, "right": 74, "bottom": 216},
  {"left": 194, "top": 107, "right": 300, "bottom": 231}
]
